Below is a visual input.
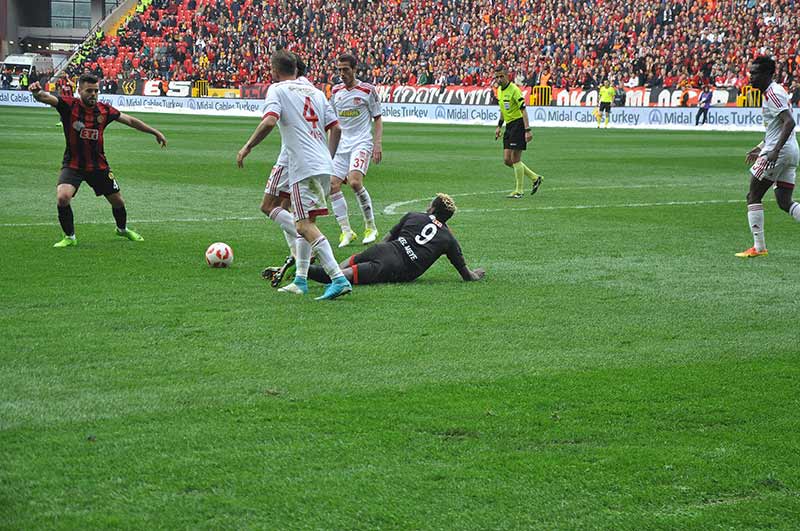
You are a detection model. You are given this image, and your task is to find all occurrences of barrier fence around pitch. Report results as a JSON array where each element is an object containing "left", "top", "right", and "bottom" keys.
[{"left": 3, "top": 90, "right": 794, "bottom": 131}]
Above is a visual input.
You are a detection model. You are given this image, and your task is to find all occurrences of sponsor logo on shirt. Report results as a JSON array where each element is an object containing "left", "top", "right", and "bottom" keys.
[
  {"left": 80, "top": 128, "right": 100, "bottom": 140},
  {"left": 339, "top": 109, "right": 361, "bottom": 117}
]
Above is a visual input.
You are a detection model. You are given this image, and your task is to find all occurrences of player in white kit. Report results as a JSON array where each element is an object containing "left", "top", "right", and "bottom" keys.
[
  {"left": 238, "top": 50, "right": 351, "bottom": 300},
  {"left": 258, "top": 55, "right": 314, "bottom": 287},
  {"left": 329, "top": 53, "right": 384, "bottom": 247},
  {"left": 737, "top": 56, "right": 800, "bottom": 258}
]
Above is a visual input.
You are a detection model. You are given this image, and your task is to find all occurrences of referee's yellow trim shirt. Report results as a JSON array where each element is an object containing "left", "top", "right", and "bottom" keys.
[
  {"left": 599, "top": 86, "right": 616, "bottom": 103},
  {"left": 497, "top": 82, "right": 525, "bottom": 123}
]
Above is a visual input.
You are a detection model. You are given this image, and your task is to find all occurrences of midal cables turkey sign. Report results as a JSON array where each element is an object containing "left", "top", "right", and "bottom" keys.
[{"left": 2, "top": 90, "right": 791, "bottom": 131}]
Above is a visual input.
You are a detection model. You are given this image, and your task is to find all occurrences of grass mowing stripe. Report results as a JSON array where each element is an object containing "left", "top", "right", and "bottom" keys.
[{"left": 1, "top": 107, "right": 797, "bottom": 529}]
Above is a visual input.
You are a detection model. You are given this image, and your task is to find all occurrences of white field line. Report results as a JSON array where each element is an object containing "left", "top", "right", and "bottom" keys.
[
  {"left": 457, "top": 198, "right": 744, "bottom": 214},
  {"left": 383, "top": 181, "right": 743, "bottom": 215},
  {"left": 0, "top": 182, "right": 746, "bottom": 228},
  {"left": 0, "top": 215, "right": 263, "bottom": 228}
]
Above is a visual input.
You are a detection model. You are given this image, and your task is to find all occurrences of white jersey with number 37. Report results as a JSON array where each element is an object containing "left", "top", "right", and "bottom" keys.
[
  {"left": 761, "top": 81, "right": 798, "bottom": 155},
  {"left": 331, "top": 80, "right": 381, "bottom": 153},
  {"left": 263, "top": 79, "right": 338, "bottom": 184}
]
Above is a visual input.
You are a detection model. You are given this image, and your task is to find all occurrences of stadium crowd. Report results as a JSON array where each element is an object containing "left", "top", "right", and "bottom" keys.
[{"left": 62, "top": 0, "right": 800, "bottom": 90}]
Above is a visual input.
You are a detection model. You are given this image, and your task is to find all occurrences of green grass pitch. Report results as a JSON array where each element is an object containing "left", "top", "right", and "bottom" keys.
[{"left": 1, "top": 106, "right": 799, "bottom": 529}]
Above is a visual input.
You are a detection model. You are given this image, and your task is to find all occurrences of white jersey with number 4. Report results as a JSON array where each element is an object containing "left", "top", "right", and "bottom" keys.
[
  {"left": 263, "top": 79, "right": 338, "bottom": 184},
  {"left": 761, "top": 81, "right": 798, "bottom": 155},
  {"left": 272, "top": 76, "right": 313, "bottom": 168},
  {"left": 331, "top": 80, "right": 381, "bottom": 153}
]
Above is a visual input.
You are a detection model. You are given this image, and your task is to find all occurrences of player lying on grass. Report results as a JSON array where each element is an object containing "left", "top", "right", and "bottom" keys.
[
  {"left": 264, "top": 193, "right": 485, "bottom": 286},
  {"left": 29, "top": 74, "right": 166, "bottom": 247}
]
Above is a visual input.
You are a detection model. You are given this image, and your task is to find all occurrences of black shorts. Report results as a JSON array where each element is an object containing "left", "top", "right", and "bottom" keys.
[
  {"left": 599, "top": 102, "right": 612, "bottom": 113},
  {"left": 59, "top": 168, "right": 120, "bottom": 196},
  {"left": 503, "top": 118, "right": 527, "bottom": 151},
  {"left": 347, "top": 243, "right": 412, "bottom": 285}
]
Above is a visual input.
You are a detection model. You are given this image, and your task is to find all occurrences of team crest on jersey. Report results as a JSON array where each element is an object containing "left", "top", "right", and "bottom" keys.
[
  {"left": 97, "top": 114, "right": 105, "bottom": 124},
  {"left": 353, "top": 97, "right": 363, "bottom": 104}
]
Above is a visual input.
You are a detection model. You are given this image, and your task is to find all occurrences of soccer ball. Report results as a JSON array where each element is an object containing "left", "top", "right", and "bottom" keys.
[{"left": 205, "top": 242, "right": 233, "bottom": 268}]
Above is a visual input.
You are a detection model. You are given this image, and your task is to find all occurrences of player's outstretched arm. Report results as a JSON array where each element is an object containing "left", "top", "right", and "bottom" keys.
[
  {"left": 28, "top": 82, "right": 59, "bottom": 107},
  {"left": 238, "top": 115, "right": 276, "bottom": 168},
  {"left": 117, "top": 113, "right": 167, "bottom": 148}
]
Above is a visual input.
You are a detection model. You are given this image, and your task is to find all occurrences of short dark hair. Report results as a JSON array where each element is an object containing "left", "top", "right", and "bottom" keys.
[
  {"left": 271, "top": 49, "right": 296, "bottom": 77},
  {"left": 430, "top": 193, "right": 457, "bottom": 223},
  {"left": 293, "top": 53, "right": 307, "bottom": 77},
  {"left": 494, "top": 65, "right": 507, "bottom": 74},
  {"left": 338, "top": 54, "right": 357, "bottom": 69},
  {"left": 752, "top": 56, "right": 776, "bottom": 77},
  {"left": 79, "top": 73, "right": 99, "bottom": 85}
]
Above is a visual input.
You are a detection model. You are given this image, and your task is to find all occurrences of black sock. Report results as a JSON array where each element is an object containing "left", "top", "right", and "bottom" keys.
[
  {"left": 57, "top": 205, "right": 75, "bottom": 236},
  {"left": 307, "top": 265, "right": 332, "bottom": 284},
  {"left": 112, "top": 206, "right": 127, "bottom": 230}
]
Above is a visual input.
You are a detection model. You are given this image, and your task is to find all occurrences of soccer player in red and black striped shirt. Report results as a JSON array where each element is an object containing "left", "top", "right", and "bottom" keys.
[{"left": 29, "top": 74, "right": 167, "bottom": 247}]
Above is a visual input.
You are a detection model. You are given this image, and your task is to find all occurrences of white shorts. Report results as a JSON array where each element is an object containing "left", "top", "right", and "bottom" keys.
[
  {"left": 751, "top": 148, "right": 799, "bottom": 186},
  {"left": 291, "top": 174, "right": 330, "bottom": 221},
  {"left": 264, "top": 165, "right": 290, "bottom": 198},
  {"left": 333, "top": 145, "right": 372, "bottom": 180}
]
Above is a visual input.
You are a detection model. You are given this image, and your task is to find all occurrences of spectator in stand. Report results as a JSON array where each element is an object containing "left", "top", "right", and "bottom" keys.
[
  {"left": 65, "top": 0, "right": 800, "bottom": 92},
  {"left": 790, "top": 81, "right": 800, "bottom": 108}
]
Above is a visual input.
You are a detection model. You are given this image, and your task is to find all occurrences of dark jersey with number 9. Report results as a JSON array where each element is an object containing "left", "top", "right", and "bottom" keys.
[{"left": 386, "top": 212, "right": 467, "bottom": 278}]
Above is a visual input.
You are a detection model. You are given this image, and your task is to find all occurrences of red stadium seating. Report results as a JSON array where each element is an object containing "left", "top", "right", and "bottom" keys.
[{"left": 68, "top": 0, "right": 800, "bottom": 91}]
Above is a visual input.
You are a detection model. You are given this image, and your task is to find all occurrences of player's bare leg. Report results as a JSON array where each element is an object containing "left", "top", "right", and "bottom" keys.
[
  {"left": 54, "top": 183, "right": 77, "bottom": 247},
  {"left": 737, "top": 177, "right": 772, "bottom": 257},
  {"left": 105, "top": 191, "right": 143, "bottom": 242},
  {"left": 330, "top": 175, "right": 358, "bottom": 247},
  {"left": 346, "top": 170, "right": 378, "bottom": 244}
]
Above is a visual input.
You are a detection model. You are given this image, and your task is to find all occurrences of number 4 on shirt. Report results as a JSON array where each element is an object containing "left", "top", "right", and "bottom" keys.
[{"left": 303, "top": 97, "right": 319, "bottom": 129}]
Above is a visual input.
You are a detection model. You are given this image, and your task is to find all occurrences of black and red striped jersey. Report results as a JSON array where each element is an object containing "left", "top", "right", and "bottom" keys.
[{"left": 56, "top": 96, "right": 121, "bottom": 171}]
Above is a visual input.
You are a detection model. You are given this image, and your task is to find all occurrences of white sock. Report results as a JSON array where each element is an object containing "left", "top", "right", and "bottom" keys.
[
  {"left": 295, "top": 236, "right": 311, "bottom": 279},
  {"left": 747, "top": 203, "right": 766, "bottom": 251},
  {"left": 269, "top": 207, "right": 297, "bottom": 237},
  {"left": 283, "top": 231, "right": 296, "bottom": 258},
  {"left": 355, "top": 186, "right": 375, "bottom": 227},
  {"left": 331, "top": 191, "right": 351, "bottom": 232},
  {"left": 789, "top": 202, "right": 800, "bottom": 222},
  {"left": 269, "top": 207, "right": 298, "bottom": 257},
  {"left": 310, "top": 236, "right": 344, "bottom": 280}
]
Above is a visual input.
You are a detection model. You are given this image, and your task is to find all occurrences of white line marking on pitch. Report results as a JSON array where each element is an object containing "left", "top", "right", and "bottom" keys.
[
  {"left": 0, "top": 215, "right": 263, "bottom": 228},
  {"left": 383, "top": 182, "right": 743, "bottom": 215},
  {"left": 457, "top": 198, "right": 744, "bottom": 213},
  {"left": 1, "top": 198, "right": 745, "bottom": 229}
]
